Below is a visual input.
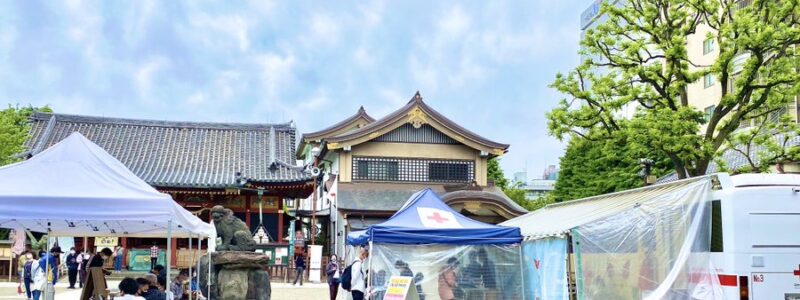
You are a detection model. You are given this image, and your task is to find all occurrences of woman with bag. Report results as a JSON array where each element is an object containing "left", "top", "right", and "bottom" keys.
[{"left": 325, "top": 254, "right": 340, "bottom": 300}]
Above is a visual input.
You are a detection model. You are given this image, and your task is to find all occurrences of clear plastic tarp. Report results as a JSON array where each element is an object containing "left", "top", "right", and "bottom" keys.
[
  {"left": 572, "top": 178, "right": 722, "bottom": 300},
  {"left": 368, "top": 244, "right": 523, "bottom": 300},
  {"left": 521, "top": 238, "right": 568, "bottom": 300}
]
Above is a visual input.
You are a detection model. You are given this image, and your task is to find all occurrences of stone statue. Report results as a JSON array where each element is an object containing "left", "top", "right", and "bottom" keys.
[
  {"left": 202, "top": 206, "right": 270, "bottom": 300},
  {"left": 211, "top": 205, "right": 256, "bottom": 251}
]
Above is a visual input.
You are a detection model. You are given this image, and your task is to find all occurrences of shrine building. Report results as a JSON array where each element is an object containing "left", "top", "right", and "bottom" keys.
[
  {"left": 23, "top": 112, "right": 314, "bottom": 269},
  {"left": 297, "top": 92, "right": 527, "bottom": 257}
]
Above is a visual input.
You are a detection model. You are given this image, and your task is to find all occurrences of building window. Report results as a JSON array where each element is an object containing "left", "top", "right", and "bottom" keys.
[
  {"left": 704, "top": 105, "right": 716, "bottom": 121},
  {"left": 703, "top": 38, "right": 715, "bottom": 55},
  {"left": 704, "top": 74, "right": 715, "bottom": 88},
  {"left": 352, "top": 157, "right": 474, "bottom": 183},
  {"left": 429, "top": 162, "right": 470, "bottom": 182},
  {"left": 355, "top": 160, "right": 398, "bottom": 181}
]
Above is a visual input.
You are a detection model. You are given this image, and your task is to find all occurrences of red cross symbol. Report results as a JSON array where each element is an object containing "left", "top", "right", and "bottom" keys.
[
  {"left": 794, "top": 264, "right": 800, "bottom": 279},
  {"left": 427, "top": 212, "right": 449, "bottom": 224}
]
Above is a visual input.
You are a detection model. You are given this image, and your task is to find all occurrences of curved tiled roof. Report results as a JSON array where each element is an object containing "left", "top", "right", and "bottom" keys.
[
  {"left": 300, "top": 106, "right": 375, "bottom": 142},
  {"left": 25, "top": 112, "right": 312, "bottom": 188},
  {"left": 441, "top": 186, "right": 529, "bottom": 216},
  {"left": 327, "top": 92, "right": 510, "bottom": 152}
]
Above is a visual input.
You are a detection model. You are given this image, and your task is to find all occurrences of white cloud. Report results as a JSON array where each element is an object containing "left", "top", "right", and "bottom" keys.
[
  {"left": 298, "top": 89, "right": 331, "bottom": 111},
  {"left": 134, "top": 56, "right": 170, "bottom": 103},
  {"left": 307, "top": 14, "right": 341, "bottom": 46},
  {"left": 256, "top": 52, "right": 296, "bottom": 100},
  {"left": 358, "top": 1, "right": 385, "bottom": 29},
  {"left": 185, "top": 12, "right": 252, "bottom": 52},
  {"left": 437, "top": 5, "right": 470, "bottom": 37},
  {"left": 353, "top": 46, "right": 374, "bottom": 67},
  {"left": 122, "top": 0, "right": 157, "bottom": 45}
]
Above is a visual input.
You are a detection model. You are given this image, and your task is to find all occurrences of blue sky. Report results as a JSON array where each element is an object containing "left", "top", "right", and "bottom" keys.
[{"left": 0, "top": 0, "right": 586, "bottom": 180}]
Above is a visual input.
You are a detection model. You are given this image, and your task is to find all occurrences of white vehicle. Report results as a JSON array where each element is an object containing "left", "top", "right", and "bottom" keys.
[{"left": 712, "top": 174, "right": 800, "bottom": 300}]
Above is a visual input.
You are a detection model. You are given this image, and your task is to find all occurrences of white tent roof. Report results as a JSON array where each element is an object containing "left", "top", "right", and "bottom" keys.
[
  {"left": 0, "top": 132, "right": 215, "bottom": 238},
  {"left": 501, "top": 175, "right": 715, "bottom": 240}
]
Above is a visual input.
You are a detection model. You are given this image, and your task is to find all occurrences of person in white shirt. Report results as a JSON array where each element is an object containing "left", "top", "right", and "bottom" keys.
[
  {"left": 350, "top": 247, "right": 369, "bottom": 300},
  {"left": 117, "top": 278, "right": 146, "bottom": 300}
]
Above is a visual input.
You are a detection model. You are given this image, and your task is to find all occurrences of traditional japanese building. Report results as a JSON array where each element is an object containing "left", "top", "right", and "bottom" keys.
[
  {"left": 297, "top": 92, "right": 527, "bottom": 256},
  {"left": 24, "top": 112, "right": 314, "bottom": 268}
]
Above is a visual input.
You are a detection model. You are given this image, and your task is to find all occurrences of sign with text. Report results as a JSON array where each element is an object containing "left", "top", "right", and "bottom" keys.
[
  {"left": 308, "top": 245, "right": 323, "bottom": 283},
  {"left": 383, "top": 276, "right": 418, "bottom": 300},
  {"left": 94, "top": 237, "right": 118, "bottom": 247}
]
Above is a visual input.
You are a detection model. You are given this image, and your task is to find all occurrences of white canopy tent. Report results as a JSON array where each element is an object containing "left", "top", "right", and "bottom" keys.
[
  {"left": 0, "top": 132, "right": 214, "bottom": 238},
  {"left": 0, "top": 132, "right": 215, "bottom": 299}
]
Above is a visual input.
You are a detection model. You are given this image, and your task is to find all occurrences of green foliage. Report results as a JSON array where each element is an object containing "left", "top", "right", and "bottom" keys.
[
  {"left": 487, "top": 158, "right": 508, "bottom": 190},
  {"left": 549, "top": 0, "right": 800, "bottom": 179},
  {"left": 0, "top": 105, "right": 51, "bottom": 166},
  {"left": 503, "top": 182, "right": 531, "bottom": 210},
  {"left": 0, "top": 229, "right": 8, "bottom": 240},
  {"left": 552, "top": 128, "right": 671, "bottom": 202}
]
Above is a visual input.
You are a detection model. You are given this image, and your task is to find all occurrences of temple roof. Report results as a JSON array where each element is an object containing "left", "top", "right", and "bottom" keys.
[
  {"left": 326, "top": 92, "right": 509, "bottom": 156},
  {"left": 296, "top": 106, "right": 375, "bottom": 158},
  {"left": 300, "top": 106, "right": 375, "bottom": 142},
  {"left": 24, "top": 112, "right": 312, "bottom": 189}
]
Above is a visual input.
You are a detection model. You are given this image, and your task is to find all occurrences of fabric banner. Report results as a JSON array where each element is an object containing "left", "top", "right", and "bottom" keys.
[
  {"left": 522, "top": 238, "right": 568, "bottom": 300},
  {"left": 573, "top": 179, "right": 722, "bottom": 300},
  {"left": 10, "top": 229, "right": 25, "bottom": 255}
]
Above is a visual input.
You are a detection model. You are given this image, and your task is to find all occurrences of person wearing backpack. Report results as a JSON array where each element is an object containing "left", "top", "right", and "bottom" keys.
[
  {"left": 349, "top": 247, "right": 369, "bottom": 300},
  {"left": 23, "top": 252, "right": 35, "bottom": 300}
]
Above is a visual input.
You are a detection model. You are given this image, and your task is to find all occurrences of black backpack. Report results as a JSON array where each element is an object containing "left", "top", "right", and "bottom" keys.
[{"left": 340, "top": 261, "right": 358, "bottom": 291}]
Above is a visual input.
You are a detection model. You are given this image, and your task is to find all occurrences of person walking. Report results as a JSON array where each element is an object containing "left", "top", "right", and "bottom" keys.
[
  {"left": 17, "top": 251, "right": 29, "bottom": 296},
  {"left": 350, "top": 247, "right": 368, "bottom": 300},
  {"left": 149, "top": 244, "right": 159, "bottom": 272},
  {"left": 22, "top": 252, "right": 35, "bottom": 300},
  {"left": 78, "top": 250, "right": 91, "bottom": 288},
  {"left": 325, "top": 254, "right": 340, "bottom": 300},
  {"left": 33, "top": 247, "right": 60, "bottom": 300},
  {"left": 114, "top": 245, "right": 126, "bottom": 272},
  {"left": 65, "top": 248, "right": 79, "bottom": 289},
  {"left": 438, "top": 257, "right": 460, "bottom": 300},
  {"left": 292, "top": 252, "right": 306, "bottom": 286}
]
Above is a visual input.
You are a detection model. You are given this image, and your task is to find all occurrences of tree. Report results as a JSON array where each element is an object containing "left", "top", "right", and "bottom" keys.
[
  {"left": 551, "top": 129, "right": 671, "bottom": 202},
  {"left": 0, "top": 105, "right": 51, "bottom": 166},
  {"left": 487, "top": 158, "right": 509, "bottom": 190},
  {"left": 549, "top": 0, "right": 800, "bottom": 179}
]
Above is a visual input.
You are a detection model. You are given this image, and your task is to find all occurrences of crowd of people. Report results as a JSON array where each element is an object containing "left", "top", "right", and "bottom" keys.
[
  {"left": 13, "top": 243, "right": 204, "bottom": 300},
  {"left": 116, "top": 268, "right": 203, "bottom": 300},
  {"left": 325, "top": 247, "right": 498, "bottom": 300}
]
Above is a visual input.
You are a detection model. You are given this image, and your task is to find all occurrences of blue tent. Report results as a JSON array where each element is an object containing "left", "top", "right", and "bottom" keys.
[{"left": 346, "top": 188, "right": 522, "bottom": 245}]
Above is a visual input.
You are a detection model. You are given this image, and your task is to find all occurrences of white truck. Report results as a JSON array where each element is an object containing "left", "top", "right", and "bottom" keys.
[{"left": 711, "top": 174, "right": 800, "bottom": 300}]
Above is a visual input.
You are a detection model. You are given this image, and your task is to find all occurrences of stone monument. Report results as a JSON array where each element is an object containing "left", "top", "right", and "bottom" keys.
[{"left": 200, "top": 205, "right": 270, "bottom": 300}]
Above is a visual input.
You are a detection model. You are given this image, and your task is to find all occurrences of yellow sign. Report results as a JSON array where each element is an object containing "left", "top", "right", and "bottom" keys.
[
  {"left": 95, "top": 237, "right": 118, "bottom": 247},
  {"left": 384, "top": 276, "right": 418, "bottom": 300}
]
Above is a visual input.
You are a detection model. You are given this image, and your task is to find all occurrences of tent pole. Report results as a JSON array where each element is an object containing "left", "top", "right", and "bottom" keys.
[
  {"left": 571, "top": 230, "right": 584, "bottom": 300},
  {"left": 207, "top": 237, "right": 211, "bottom": 299},
  {"left": 196, "top": 236, "right": 201, "bottom": 300},
  {"left": 367, "top": 241, "right": 373, "bottom": 296},
  {"left": 166, "top": 220, "right": 172, "bottom": 300},
  {"left": 189, "top": 235, "right": 193, "bottom": 300},
  {"left": 518, "top": 244, "right": 526, "bottom": 300}
]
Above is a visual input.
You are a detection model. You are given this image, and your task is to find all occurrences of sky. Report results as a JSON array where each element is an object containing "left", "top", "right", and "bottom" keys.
[{"left": 0, "top": 0, "right": 587, "bottom": 180}]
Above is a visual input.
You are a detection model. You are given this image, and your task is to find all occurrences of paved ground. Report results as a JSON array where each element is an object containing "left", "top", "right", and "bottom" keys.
[
  {"left": 271, "top": 282, "right": 329, "bottom": 300},
  {"left": 0, "top": 281, "right": 329, "bottom": 300}
]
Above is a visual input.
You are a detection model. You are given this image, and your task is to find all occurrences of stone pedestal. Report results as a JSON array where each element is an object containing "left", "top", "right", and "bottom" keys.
[{"left": 199, "top": 251, "right": 271, "bottom": 300}]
